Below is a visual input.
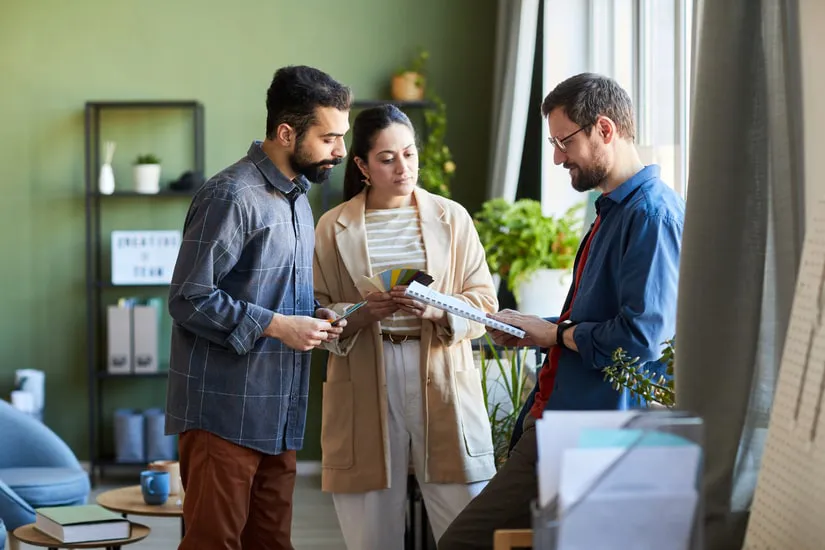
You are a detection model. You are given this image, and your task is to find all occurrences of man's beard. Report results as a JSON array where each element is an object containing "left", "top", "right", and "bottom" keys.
[
  {"left": 290, "top": 141, "right": 342, "bottom": 184},
  {"left": 565, "top": 159, "right": 608, "bottom": 193}
]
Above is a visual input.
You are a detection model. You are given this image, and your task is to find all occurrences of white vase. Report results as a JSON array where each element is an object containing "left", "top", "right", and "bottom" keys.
[
  {"left": 134, "top": 164, "right": 161, "bottom": 194},
  {"left": 98, "top": 163, "right": 115, "bottom": 194},
  {"left": 516, "top": 268, "right": 571, "bottom": 317}
]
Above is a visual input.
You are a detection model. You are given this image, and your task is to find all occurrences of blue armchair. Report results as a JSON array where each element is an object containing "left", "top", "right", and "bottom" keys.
[{"left": 0, "top": 399, "right": 90, "bottom": 533}]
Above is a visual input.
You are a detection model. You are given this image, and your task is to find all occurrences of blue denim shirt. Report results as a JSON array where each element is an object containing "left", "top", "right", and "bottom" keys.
[
  {"left": 539, "top": 165, "right": 685, "bottom": 411},
  {"left": 165, "top": 141, "right": 316, "bottom": 455}
]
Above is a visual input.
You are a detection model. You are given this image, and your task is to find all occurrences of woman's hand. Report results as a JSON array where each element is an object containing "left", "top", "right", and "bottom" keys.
[
  {"left": 340, "top": 292, "right": 399, "bottom": 337},
  {"left": 362, "top": 292, "right": 400, "bottom": 322},
  {"left": 390, "top": 286, "right": 448, "bottom": 326}
]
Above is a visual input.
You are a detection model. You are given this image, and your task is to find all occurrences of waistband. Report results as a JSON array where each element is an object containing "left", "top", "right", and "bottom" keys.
[{"left": 381, "top": 333, "right": 421, "bottom": 343}]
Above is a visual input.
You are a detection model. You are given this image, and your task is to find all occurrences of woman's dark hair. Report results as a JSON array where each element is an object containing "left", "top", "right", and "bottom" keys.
[
  {"left": 342, "top": 105, "right": 416, "bottom": 201},
  {"left": 265, "top": 65, "right": 352, "bottom": 140}
]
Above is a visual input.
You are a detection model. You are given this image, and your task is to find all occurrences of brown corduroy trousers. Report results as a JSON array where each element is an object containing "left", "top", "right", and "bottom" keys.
[{"left": 177, "top": 430, "right": 297, "bottom": 550}]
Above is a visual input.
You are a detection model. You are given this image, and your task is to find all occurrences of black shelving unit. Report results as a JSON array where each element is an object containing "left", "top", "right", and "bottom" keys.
[
  {"left": 84, "top": 100, "right": 204, "bottom": 482},
  {"left": 83, "top": 98, "right": 434, "bottom": 482}
]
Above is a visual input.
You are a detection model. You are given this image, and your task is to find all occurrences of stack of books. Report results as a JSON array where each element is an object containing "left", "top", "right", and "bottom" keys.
[{"left": 34, "top": 504, "right": 130, "bottom": 544}]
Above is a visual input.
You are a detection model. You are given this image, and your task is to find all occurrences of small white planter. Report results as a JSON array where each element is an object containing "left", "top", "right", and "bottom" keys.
[
  {"left": 98, "top": 163, "right": 115, "bottom": 194},
  {"left": 134, "top": 164, "right": 161, "bottom": 194},
  {"left": 516, "top": 268, "right": 571, "bottom": 317}
]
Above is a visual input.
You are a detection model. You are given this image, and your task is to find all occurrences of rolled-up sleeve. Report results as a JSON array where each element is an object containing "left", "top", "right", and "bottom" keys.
[
  {"left": 573, "top": 212, "right": 682, "bottom": 369},
  {"left": 168, "top": 192, "right": 274, "bottom": 355}
]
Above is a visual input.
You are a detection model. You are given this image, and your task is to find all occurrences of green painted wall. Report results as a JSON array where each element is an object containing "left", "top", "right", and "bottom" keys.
[{"left": 0, "top": 0, "right": 497, "bottom": 461}]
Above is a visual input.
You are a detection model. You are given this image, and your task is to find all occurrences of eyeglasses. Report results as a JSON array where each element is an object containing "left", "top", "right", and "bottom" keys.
[{"left": 547, "top": 124, "right": 591, "bottom": 153}]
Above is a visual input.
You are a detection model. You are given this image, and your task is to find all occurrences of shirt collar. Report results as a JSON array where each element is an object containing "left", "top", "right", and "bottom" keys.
[
  {"left": 247, "top": 140, "right": 311, "bottom": 196},
  {"left": 595, "top": 164, "right": 660, "bottom": 215}
]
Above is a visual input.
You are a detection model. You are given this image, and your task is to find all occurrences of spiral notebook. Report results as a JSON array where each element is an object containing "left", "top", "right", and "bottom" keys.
[{"left": 405, "top": 281, "right": 526, "bottom": 338}]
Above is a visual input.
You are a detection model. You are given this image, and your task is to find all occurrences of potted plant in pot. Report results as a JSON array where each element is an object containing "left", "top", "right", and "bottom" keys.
[
  {"left": 473, "top": 198, "right": 585, "bottom": 316},
  {"left": 133, "top": 153, "right": 161, "bottom": 194},
  {"left": 391, "top": 49, "right": 428, "bottom": 101}
]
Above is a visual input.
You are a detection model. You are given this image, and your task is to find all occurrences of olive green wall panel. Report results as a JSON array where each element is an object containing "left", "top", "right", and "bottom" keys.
[{"left": 0, "top": 0, "right": 497, "bottom": 461}]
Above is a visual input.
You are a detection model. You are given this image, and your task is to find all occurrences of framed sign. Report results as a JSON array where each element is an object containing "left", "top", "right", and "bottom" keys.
[{"left": 111, "top": 230, "right": 182, "bottom": 285}]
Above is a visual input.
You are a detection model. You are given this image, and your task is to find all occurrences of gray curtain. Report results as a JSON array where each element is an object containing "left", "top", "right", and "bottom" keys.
[
  {"left": 674, "top": 1, "right": 805, "bottom": 549},
  {"left": 486, "top": 0, "right": 539, "bottom": 201}
]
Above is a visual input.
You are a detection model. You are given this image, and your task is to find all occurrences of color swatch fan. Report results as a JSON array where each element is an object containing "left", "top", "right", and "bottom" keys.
[{"left": 358, "top": 268, "right": 434, "bottom": 293}]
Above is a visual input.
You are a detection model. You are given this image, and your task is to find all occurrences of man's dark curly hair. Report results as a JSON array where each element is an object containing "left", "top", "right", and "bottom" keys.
[{"left": 265, "top": 65, "right": 352, "bottom": 140}]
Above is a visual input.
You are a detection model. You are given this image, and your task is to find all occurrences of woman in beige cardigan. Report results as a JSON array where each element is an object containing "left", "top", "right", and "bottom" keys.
[{"left": 313, "top": 105, "right": 498, "bottom": 549}]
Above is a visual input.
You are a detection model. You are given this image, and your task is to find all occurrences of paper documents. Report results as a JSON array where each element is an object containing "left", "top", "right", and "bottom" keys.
[
  {"left": 535, "top": 411, "right": 702, "bottom": 550},
  {"left": 404, "top": 281, "right": 525, "bottom": 337}
]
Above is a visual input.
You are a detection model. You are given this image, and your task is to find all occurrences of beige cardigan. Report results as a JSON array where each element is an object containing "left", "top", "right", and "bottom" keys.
[{"left": 313, "top": 187, "right": 498, "bottom": 493}]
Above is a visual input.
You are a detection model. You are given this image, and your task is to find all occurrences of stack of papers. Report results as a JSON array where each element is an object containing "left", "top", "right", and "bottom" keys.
[{"left": 535, "top": 411, "right": 702, "bottom": 550}]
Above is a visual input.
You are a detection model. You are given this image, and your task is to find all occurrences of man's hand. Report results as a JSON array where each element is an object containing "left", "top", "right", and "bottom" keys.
[
  {"left": 315, "top": 308, "right": 346, "bottom": 339},
  {"left": 263, "top": 314, "right": 339, "bottom": 351},
  {"left": 390, "top": 286, "right": 448, "bottom": 326},
  {"left": 487, "top": 309, "right": 557, "bottom": 348}
]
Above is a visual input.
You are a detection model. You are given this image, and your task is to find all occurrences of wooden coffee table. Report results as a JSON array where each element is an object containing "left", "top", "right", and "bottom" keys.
[
  {"left": 96, "top": 485, "right": 185, "bottom": 538},
  {"left": 12, "top": 522, "right": 149, "bottom": 549}
]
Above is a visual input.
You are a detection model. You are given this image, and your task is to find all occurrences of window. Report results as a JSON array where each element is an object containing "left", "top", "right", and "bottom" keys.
[{"left": 541, "top": 0, "right": 693, "bottom": 218}]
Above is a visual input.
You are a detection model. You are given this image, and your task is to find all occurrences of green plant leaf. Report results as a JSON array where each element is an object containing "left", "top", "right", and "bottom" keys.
[{"left": 473, "top": 199, "right": 585, "bottom": 299}]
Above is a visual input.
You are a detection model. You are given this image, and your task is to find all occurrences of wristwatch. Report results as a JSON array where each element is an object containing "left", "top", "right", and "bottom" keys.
[{"left": 556, "top": 320, "right": 577, "bottom": 349}]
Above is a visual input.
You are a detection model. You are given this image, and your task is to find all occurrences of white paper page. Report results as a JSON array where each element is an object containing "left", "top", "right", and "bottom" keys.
[
  {"left": 535, "top": 411, "right": 639, "bottom": 507},
  {"left": 558, "top": 444, "right": 701, "bottom": 511},
  {"left": 557, "top": 489, "right": 698, "bottom": 550}
]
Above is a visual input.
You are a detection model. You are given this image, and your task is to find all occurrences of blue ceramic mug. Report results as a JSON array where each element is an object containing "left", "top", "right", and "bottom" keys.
[{"left": 140, "top": 470, "right": 170, "bottom": 505}]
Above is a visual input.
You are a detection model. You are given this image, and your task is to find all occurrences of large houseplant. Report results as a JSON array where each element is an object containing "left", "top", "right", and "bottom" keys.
[
  {"left": 477, "top": 335, "right": 534, "bottom": 468},
  {"left": 474, "top": 198, "right": 584, "bottom": 314}
]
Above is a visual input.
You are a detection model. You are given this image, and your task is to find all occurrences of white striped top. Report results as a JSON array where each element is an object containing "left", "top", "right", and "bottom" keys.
[{"left": 365, "top": 205, "right": 426, "bottom": 336}]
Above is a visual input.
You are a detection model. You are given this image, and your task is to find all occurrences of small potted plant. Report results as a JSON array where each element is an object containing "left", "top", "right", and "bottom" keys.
[
  {"left": 133, "top": 153, "right": 161, "bottom": 194},
  {"left": 473, "top": 198, "right": 584, "bottom": 315},
  {"left": 391, "top": 49, "right": 428, "bottom": 101}
]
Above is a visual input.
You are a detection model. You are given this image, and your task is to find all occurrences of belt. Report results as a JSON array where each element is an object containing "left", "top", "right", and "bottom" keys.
[{"left": 381, "top": 333, "right": 421, "bottom": 343}]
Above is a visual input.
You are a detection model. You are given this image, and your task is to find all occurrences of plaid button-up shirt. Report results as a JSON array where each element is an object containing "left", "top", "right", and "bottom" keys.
[{"left": 165, "top": 141, "right": 316, "bottom": 454}]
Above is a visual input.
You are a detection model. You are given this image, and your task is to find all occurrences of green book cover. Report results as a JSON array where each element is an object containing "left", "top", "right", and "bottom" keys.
[{"left": 36, "top": 505, "right": 124, "bottom": 525}]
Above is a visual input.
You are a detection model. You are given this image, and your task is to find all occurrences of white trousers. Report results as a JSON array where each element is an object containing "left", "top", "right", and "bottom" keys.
[{"left": 333, "top": 340, "right": 487, "bottom": 549}]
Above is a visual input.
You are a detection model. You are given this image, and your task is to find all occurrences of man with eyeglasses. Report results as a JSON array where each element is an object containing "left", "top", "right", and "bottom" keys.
[{"left": 439, "top": 73, "right": 685, "bottom": 550}]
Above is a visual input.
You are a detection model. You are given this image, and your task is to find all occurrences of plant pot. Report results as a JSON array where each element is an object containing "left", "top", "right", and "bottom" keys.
[
  {"left": 134, "top": 163, "right": 161, "bottom": 194},
  {"left": 516, "top": 268, "right": 571, "bottom": 317},
  {"left": 391, "top": 72, "right": 425, "bottom": 101}
]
